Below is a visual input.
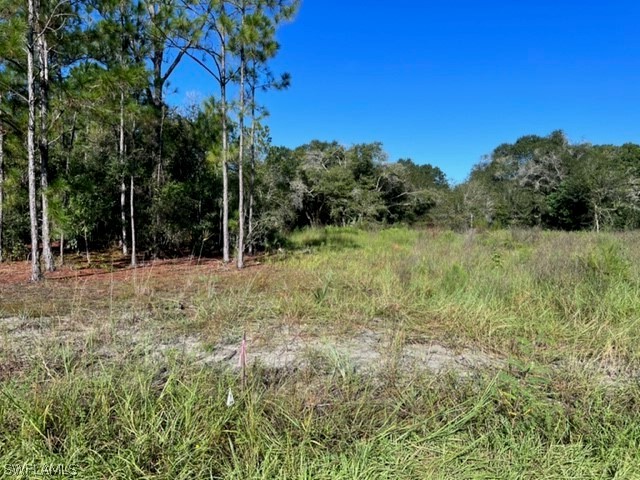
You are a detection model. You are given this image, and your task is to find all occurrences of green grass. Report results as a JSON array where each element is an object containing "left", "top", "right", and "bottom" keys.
[
  {"left": 282, "top": 227, "right": 640, "bottom": 364},
  {"left": 1, "top": 357, "right": 639, "bottom": 478},
  {"left": 2, "top": 227, "right": 640, "bottom": 478}
]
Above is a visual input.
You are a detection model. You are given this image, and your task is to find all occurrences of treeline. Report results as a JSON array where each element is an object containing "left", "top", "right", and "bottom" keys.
[
  {"left": 0, "top": 0, "right": 448, "bottom": 273},
  {"left": 254, "top": 131, "right": 640, "bottom": 238},
  {"left": 255, "top": 141, "right": 448, "bottom": 242},
  {"left": 452, "top": 130, "right": 640, "bottom": 231},
  {"left": 230, "top": 130, "right": 640, "bottom": 238}
]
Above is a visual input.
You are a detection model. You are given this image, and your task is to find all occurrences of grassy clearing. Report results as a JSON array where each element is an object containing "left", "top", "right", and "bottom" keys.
[{"left": 2, "top": 227, "right": 640, "bottom": 478}]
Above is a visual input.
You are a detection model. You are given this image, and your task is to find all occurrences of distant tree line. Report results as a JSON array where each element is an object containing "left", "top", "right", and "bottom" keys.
[
  {"left": 236, "top": 130, "right": 640, "bottom": 240},
  {"left": 451, "top": 130, "right": 640, "bottom": 231},
  {"left": 254, "top": 141, "right": 448, "bottom": 246}
]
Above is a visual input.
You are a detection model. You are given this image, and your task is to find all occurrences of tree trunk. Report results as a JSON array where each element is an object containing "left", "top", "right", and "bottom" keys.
[
  {"left": 38, "top": 27, "right": 54, "bottom": 271},
  {"left": 150, "top": 28, "right": 165, "bottom": 255},
  {"left": 248, "top": 80, "right": 256, "bottom": 256},
  {"left": 236, "top": 9, "right": 246, "bottom": 270},
  {"left": 221, "top": 24, "right": 230, "bottom": 264},
  {"left": 84, "top": 227, "right": 90, "bottom": 264},
  {"left": 27, "top": 0, "right": 41, "bottom": 281},
  {"left": 0, "top": 101, "right": 4, "bottom": 263},
  {"left": 130, "top": 174, "right": 137, "bottom": 267},
  {"left": 119, "top": 91, "right": 128, "bottom": 255},
  {"left": 60, "top": 113, "right": 76, "bottom": 267},
  {"left": 152, "top": 105, "right": 166, "bottom": 256}
]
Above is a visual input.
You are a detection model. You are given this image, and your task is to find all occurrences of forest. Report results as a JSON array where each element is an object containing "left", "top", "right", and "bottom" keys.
[{"left": 2, "top": 0, "right": 640, "bottom": 283}]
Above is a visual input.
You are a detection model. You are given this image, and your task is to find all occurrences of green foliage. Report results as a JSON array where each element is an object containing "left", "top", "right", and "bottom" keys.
[
  {"left": 253, "top": 142, "right": 449, "bottom": 240},
  {"left": 461, "top": 130, "right": 640, "bottom": 231}
]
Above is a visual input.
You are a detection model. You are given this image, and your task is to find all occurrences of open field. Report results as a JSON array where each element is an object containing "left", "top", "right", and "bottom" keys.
[{"left": 1, "top": 227, "right": 640, "bottom": 478}]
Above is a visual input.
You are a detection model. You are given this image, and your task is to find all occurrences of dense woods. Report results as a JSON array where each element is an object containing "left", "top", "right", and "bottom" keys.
[
  {"left": 457, "top": 131, "right": 640, "bottom": 232},
  {"left": 2, "top": 1, "right": 640, "bottom": 279}
]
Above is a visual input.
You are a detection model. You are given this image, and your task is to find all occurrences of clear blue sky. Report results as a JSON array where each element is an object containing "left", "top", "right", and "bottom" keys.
[{"left": 168, "top": 0, "right": 640, "bottom": 184}]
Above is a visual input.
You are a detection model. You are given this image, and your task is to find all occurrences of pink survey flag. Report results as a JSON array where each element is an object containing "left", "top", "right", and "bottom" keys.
[{"left": 238, "top": 334, "right": 247, "bottom": 369}]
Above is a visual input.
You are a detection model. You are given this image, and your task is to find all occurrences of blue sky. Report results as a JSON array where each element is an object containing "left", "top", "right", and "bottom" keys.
[{"left": 168, "top": 1, "right": 640, "bottom": 183}]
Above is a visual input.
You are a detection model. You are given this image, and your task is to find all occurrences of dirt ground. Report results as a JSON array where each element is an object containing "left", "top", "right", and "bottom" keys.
[
  {"left": 0, "top": 255, "right": 632, "bottom": 384},
  {"left": 0, "top": 255, "right": 236, "bottom": 285},
  {"left": 0, "top": 254, "right": 266, "bottom": 316},
  {"left": 0, "top": 254, "right": 507, "bottom": 380}
]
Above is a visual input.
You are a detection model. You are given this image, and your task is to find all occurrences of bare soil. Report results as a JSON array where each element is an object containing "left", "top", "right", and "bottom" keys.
[
  {"left": 1, "top": 255, "right": 502, "bottom": 378},
  {"left": 0, "top": 312, "right": 504, "bottom": 381},
  {"left": 1, "top": 256, "right": 634, "bottom": 384},
  {"left": 0, "top": 255, "right": 234, "bottom": 286}
]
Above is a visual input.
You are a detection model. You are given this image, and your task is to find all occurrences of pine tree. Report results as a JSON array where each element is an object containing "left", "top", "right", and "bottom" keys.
[
  {"left": 36, "top": 1, "right": 54, "bottom": 271},
  {"left": 232, "top": 0, "right": 297, "bottom": 266},
  {"left": 235, "top": 0, "right": 246, "bottom": 268},
  {"left": 185, "top": 0, "right": 232, "bottom": 263},
  {"left": 27, "top": 0, "right": 41, "bottom": 280},
  {"left": 134, "top": 0, "right": 205, "bottom": 253}
]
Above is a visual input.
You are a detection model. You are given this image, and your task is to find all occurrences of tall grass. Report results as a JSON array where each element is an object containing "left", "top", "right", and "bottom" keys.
[
  {"left": 282, "top": 227, "right": 640, "bottom": 366},
  {"left": 2, "top": 227, "right": 640, "bottom": 478},
  {"left": 2, "top": 355, "right": 639, "bottom": 478}
]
